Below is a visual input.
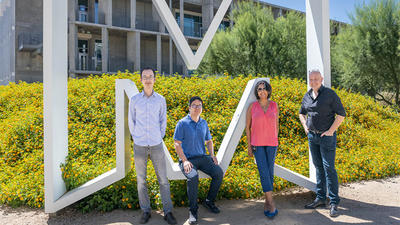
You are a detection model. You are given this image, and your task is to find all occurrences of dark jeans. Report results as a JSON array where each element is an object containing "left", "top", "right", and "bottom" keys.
[
  {"left": 254, "top": 146, "right": 277, "bottom": 192},
  {"left": 179, "top": 155, "right": 223, "bottom": 213},
  {"left": 308, "top": 131, "right": 340, "bottom": 205}
]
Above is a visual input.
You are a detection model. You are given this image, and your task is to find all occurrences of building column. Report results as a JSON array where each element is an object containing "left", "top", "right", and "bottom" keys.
[
  {"left": 88, "top": 0, "right": 95, "bottom": 23},
  {"left": 127, "top": 31, "right": 140, "bottom": 72},
  {"left": 157, "top": 35, "right": 162, "bottom": 72},
  {"left": 89, "top": 38, "right": 96, "bottom": 71},
  {"left": 101, "top": 27, "right": 109, "bottom": 72},
  {"left": 202, "top": 0, "right": 214, "bottom": 33},
  {"left": 98, "top": 0, "right": 105, "bottom": 24},
  {"left": 68, "top": 0, "right": 77, "bottom": 22},
  {"left": 169, "top": 39, "right": 173, "bottom": 75},
  {"left": 130, "top": 0, "right": 136, "bottom": 28},
  {"left": 169, "top": 0, "right": 173, "bottom": 74},
  {"left": 68, "top": 24, "right": 77, "bottom": 76},
  {"left": 179, "top": 0, "right": 188, "bottom": 76},
  {"left": 128, "top": 32, "right": 141, "bottom": 72},
  {"left": 179, "top": 0, "right": 184, "bottom": 32},
  {"left": 102, "top": 0, "right": 112, "bottom": 26},
  {"left": 68, "top": 0, "right": 77, "bottom": 77}
]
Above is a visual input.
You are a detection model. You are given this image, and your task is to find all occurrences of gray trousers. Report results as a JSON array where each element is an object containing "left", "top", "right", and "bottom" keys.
[{"left": 134, "top": 143, "right": 173, "bottom": 213}]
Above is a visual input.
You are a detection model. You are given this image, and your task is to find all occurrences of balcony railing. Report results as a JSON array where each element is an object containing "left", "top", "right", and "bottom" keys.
[
  {"left": 18, "top": 32, "right": 42, "bottom": 52},
  {"left": 176, "top": 19, "right": 203, "bottom": 37},
  {"left": 110, "top": 56, "right": 131, "bottom": 72},
  {"left": 135, "top": 19, "right": 160, "bottom": 32}
]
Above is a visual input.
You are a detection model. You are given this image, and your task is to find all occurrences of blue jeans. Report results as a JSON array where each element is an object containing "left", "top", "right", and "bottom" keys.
[
  {"left": 254, "top": 146, "right": 277, "bottom": 192},
  {"left": 179, "top": 155, "right": 223, "bottom": 213},
  {"left": 308, "top": 131, "right": 340, "bottom": 205}
]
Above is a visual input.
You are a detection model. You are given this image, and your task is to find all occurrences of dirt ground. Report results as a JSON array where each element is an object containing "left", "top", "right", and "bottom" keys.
[{"left": 1, "top": 176, "right": 399, "bottom": 225}]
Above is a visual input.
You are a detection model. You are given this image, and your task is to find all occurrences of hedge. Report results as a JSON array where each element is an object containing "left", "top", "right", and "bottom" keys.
[{"left": 0, "top": 72, "right": 399, "bottom": 212}]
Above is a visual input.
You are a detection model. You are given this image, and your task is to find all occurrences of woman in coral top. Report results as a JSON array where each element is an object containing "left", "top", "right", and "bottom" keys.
[{"left": 246, "top": 80, "right": 279, "bottom": 219}]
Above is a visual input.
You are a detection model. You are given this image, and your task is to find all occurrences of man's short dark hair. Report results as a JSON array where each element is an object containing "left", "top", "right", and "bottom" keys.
[
  {"left": 189, "top": 96, "right": 203, "bottom": 106},
  {"left": 254, "top": 80, "right": 272, "bottom": 100},
  {"left": 140, "top": 68, "right": 156, "bottom": 78}
]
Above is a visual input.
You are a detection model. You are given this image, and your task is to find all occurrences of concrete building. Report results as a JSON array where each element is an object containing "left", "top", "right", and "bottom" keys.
[
  {"left": 0, "top": 0, "right": 43, "bottom": 85},
  {"left": 0, "top": 0, "right": 344, "bottom": 85}
]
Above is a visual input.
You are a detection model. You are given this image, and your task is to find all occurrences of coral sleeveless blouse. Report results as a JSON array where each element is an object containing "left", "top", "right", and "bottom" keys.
[{"left": 250, "top": 101, "right": 278, "bottom": 146}]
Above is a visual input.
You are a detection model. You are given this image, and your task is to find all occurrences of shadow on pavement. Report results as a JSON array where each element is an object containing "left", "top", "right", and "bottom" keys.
[{"left": 45, "top": 190, "right": 400, "bottom": 225}]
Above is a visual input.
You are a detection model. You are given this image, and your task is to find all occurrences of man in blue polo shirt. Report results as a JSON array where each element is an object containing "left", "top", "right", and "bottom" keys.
[{"left": 174, "top": 96, "right": 224, "bottom": 225}]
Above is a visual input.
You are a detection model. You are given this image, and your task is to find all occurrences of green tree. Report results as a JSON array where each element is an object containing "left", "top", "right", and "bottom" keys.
[
  {"left": 198, "top": 2, "right": 307, "bottom": 79},
  {"left": 333, "top": 0, "right": 400, "bottom": 107}
]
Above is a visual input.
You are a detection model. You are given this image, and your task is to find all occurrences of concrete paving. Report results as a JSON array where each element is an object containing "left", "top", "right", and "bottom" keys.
[{"left": 1, "top": 176, "right": 399, "bottom": 225}]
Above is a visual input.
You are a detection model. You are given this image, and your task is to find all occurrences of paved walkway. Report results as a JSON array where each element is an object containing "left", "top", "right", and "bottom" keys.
[{"left": 1, "top": 176, "right": 399, "bottom": 225}]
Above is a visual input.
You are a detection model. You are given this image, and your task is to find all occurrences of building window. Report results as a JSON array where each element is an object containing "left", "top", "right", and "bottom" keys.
[
  {"left": 78, "top": 40, "right": 89, "bottom": 70},
  {"left": 78, "top": 0, "right": 89, "bottom": 22},
  {"left": 94, "top": 40, "right": 102, "bottom": 71},
  {"left": 219, "top": 20, "right": 230, "bottom": 31},
  {"left": 176, "top": 13, "right": 203, "bottom": 37},
  {"left": 94, "top": 0, "right": 99, "bottom": 24}
]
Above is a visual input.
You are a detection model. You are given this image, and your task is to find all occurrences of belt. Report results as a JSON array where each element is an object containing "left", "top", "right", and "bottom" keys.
[{"left": 309, "top": 129, "right": 324, "bottom": 134}]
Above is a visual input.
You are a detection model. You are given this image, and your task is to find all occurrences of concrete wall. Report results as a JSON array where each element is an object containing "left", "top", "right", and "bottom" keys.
[
  {"left": 15, "top": 0, "right": 43, "bottom": 83},
  {"left": 0, "top": 0, "right": 15, "bottom": 85}
]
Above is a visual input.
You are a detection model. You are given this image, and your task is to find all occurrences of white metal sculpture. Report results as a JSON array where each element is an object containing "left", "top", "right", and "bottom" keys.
[
  {"left": 44, "top": 0, "right": 330, "bottom": 213},
  {"left": 152, "top": 0, "right": 232, "bottom": 69}
]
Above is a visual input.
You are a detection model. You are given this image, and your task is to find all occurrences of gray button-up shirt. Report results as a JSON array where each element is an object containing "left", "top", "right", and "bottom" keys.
[{"left": 128, "top": 91, "right": 167, "bottom": 146}]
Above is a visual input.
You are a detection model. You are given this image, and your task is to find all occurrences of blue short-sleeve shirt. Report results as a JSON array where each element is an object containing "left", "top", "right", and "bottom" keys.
[{"left": 173, "top": 114, "right": 212, "bottom": 159}]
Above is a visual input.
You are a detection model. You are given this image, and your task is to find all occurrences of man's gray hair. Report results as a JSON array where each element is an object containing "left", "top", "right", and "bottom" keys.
[{"left": 308, "top": 69, "right": 324, "bottom": 78}]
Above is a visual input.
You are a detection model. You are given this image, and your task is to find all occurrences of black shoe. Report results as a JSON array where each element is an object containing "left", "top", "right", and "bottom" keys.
[
  {"left": 139, "top": 212, "right": 151, "bottom": 224},
  {"left": 164, "top": 212, "right": 177, "bottom": 224},
  {"left": 188, "top": 210, "right": 198, "bottom": 225},
  {"left": 330, "top": 204, "right": 339, "bottom": 217},
  {"left": 304, "top": 198, "right": 326, "bottom": 209},
  {"left": 203, "top": 200, "right": 220, "bottom": 214}
]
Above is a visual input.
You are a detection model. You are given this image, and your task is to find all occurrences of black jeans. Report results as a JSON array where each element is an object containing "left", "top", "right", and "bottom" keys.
[{"left": 179, "top": 155, "right": 223, "bottom": 213}]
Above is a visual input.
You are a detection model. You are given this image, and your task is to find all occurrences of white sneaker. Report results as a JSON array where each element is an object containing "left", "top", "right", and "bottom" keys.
[{"left": 188, "top": 210, "right": 198, "bottom": 224}]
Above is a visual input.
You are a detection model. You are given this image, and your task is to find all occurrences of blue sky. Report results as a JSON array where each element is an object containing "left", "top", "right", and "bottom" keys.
[{"left": 261, "top": 0, "right": 372, "bottom": 24}]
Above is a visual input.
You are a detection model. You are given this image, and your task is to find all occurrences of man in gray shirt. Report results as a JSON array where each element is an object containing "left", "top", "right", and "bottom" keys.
[{"left": 129, "top": 68, "right": 176, "bottom": 224}]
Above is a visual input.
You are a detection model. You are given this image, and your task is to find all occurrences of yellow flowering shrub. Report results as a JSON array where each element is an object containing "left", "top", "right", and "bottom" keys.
[{"left": 0, "top": 72, "right": 399, "bottom": 211}]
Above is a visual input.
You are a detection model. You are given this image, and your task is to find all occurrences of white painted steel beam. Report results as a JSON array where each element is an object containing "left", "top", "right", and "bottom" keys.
[
  {"left": 306, "top": 0, "right": 331, "bottom": 88},
  {"left": 44, "top": 0, "right": 69, "bottom": 212},
  {"left": 306, "top": 0, "right": 331, "bottom": 182},
  {"left": 152, "top": 0, "right": 232, "bottom": 69}
]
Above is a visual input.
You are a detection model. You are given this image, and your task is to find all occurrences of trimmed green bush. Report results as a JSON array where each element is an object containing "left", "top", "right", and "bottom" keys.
[{"left": 1, "top": 72, "right": 399, "bottom": 211}]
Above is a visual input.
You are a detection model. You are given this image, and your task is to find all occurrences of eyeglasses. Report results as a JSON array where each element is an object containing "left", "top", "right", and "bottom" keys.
[
  {"left": 141, "top": 76, "right": 154, "bottom": 81},
  {"left": 257, "top": 87, "right": 267, "bottom": 91},
  {"left": 191, "top": 104, "right": 202, "bottom": 109}
]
